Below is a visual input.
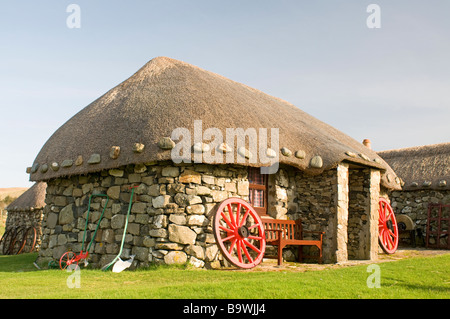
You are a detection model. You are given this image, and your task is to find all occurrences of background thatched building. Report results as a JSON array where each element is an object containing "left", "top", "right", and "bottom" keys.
[
  {"left": 29, "top": 57, "right": 400, "bottom": 268},
  {"left": 378, "top": 143, "right": 450, "bottom": 249},
  {"left": 2, "top": 182, "right": 46, "bottom": 253}
]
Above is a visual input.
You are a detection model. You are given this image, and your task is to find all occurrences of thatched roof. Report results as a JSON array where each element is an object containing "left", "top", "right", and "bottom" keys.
[
  {"left": 378, "top": 142, "right": 450, "bottom": 190},
  {"left": 29, "top": 57, "right": 400, "bottom": 190},
  {"left": 6, "top": 182, "right": 47, "bottom": 212}
]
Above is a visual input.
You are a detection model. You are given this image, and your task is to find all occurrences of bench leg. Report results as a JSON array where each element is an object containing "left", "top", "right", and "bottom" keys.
[
  {"left": 298, "top": 246, "right": 303, "bottom": 263},
  {"left": 277, "top": 243, "right": 285, "bottom": 266},
  {"left": 277, "top": 245, "right": 282, "bottom": 265},
  {"left": 318, "top": 245, "right": 323, "bottom": 264}
]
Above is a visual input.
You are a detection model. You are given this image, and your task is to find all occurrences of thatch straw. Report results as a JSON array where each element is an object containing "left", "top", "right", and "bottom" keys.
[
  {"left": 378, "top": 143, "right": 450, "bottom": 190},
  {"left": 29, "top": 57, "right": 400, "bottom": 190},
  {"left": 6, "top": 182, "right": 47, "bottom": 212}
]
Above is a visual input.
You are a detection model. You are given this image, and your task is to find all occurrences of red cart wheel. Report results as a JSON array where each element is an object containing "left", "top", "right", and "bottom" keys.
[
  {"left": 1, "top": 228, "right": 15, "bottom": 255},
  {"left": 213, "top": 198, "right": 266, "bottom": 269},
  {"left": 10, "top": 227, "right": 27, "bottom": 255},
  {"left": 24, "top": 227, "right": 37, "bottom": 253},
  {"left": 378, "top": 198, "right": 398, "bottom": 254},
  {"left": 60, "top": 251, "right": 78, "bottom": 270}
]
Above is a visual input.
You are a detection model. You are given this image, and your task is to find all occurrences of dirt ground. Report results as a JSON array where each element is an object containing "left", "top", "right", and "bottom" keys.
[{"left": 239, "top": 248, "right": 450, "bottom": 272}]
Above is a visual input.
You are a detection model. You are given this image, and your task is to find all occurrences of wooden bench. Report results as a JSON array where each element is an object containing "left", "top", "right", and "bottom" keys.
[{"left": 262, "top": 218, "right": 324, "bottom": 265}]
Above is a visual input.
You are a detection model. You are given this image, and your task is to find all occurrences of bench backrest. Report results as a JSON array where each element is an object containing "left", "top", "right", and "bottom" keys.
[{"left": 262, "top": 218, "right": 303, "bottom": 241}]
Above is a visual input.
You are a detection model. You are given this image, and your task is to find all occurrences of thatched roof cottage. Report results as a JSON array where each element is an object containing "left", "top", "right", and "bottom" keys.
[
  {"left": 378, "top": 143, "right": 450, "bottom": 249},
  {"left": 2, "top": 182, "right": 46, "bottom": 254},
  {"left": 29, "top": 57, "right": 400, "bottom": 268}
]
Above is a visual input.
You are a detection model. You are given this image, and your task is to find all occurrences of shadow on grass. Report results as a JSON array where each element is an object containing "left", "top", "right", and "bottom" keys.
[
  {"left": 382, "top": 276, "right": 450, "bottom": 295},
  {"left": 0, "top": 253, "right": 41, "bottom": 272},
  {"left": 0, "top": 252, "right": 198, "bottom": 273}
]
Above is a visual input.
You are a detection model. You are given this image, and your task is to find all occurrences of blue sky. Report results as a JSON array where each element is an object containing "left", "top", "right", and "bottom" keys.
[{"left": 1, "top": 1, "right": 449, "bottom": 188}]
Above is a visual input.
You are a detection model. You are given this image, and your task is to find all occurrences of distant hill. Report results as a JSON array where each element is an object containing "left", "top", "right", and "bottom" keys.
[{"left": 0, "top": 187, "right": 29, "bottom": 201}]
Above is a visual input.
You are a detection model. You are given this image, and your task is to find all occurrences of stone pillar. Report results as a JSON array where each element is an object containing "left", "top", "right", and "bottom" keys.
[
  {"left": 267, "top": 168, "right": 290, "bottom": 219},
  {"left": 334, "top": 163, "right": 349, "bottom": 263},
  {"left": 368, "top": 169, "right": 380, "bottom": 261},
  {"left": 347, "top": 168, "right": 380, "bottom": 260}
]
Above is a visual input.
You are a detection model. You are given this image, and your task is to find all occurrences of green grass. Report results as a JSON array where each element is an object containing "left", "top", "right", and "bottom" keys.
[{"left": 0, "top": 253, "right": 449, "bottom": 299}]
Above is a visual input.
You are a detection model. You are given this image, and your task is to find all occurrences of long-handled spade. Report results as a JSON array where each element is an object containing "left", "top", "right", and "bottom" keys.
[
  {"left": 59, "top": 193, "right": 109, "bottom": 270},
  {"left": 102, "top": 185, "right": 139, "bottom": 272}
]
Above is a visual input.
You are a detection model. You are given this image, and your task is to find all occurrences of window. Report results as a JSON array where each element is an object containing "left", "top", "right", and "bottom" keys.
[{"left": 248, "top": 167, "right": 268, "bottom": 216}]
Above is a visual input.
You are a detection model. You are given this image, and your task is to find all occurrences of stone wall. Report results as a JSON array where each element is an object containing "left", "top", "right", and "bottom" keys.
[
  {"left": 37, "top": 161, "right": 383, "bottom": 268},
  {"left": 348, "top": 169, "right": 367, "bottom": 259},
  {"left": 5, "top": 209, "right": 43, "bottom": 230},
  {"left": 291, "top": 166, "right": 338, "bottom": 263},
  {"left": 38, "top": 162, "right": 252, "bottom": 269},
  {"left": 388, "top": 189, "right": 450, "bottom": 247}
]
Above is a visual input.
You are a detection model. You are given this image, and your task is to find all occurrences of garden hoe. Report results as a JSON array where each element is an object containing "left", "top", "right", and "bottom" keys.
[{"left": 102, "top": 185, "right": 139, "bottom": 272}]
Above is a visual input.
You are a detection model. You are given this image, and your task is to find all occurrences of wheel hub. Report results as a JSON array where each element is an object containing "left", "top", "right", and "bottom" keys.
[{"left": 237, "top": 225, "right": 249, "bottom": 238}]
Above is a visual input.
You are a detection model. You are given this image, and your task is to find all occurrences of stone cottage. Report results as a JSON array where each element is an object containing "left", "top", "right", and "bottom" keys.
[
  {"left": 378, "top": 143, "right": 450, "bottom": 249},
  {"left": 28, "top": 57, "right": 400, "bottom": 269},
  {"left": 1, "top": 182, "right": 46, "bottom": 254}
]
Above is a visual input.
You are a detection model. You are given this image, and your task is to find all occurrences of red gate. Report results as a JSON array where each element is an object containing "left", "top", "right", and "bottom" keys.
[{"left": 426, "top": 203, "right": 450, "bottom": 249}]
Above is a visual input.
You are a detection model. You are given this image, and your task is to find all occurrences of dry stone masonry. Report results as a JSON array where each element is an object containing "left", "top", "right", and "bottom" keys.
[
  {"left": 387, "top": 188, "right": 450, "bottom": 246},
  {"left": 38, "top": 162, "right": 253, "bottom": 269},
  {"left": 37, "top": 160, "right": 383, "bottom": 268}
]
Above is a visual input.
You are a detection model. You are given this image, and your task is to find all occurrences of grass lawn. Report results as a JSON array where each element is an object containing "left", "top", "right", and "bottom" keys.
[{"left": 0, "top": 252, "right": 449, "bottom": 299}]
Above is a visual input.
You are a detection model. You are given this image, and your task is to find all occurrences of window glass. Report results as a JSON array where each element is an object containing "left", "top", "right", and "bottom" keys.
[{"left": 248, "top": 167, "right": 267, "bottom": 215}]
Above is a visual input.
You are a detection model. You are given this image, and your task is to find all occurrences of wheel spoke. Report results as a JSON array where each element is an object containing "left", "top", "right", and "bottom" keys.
[
  {"left": 236, "top": 240, "right": 243, "bottom": 263},
  {"left": 243, "top": 239, "right": 261, "bottom": 253},
  {"left": 382, "top": 203, "right": 388, "bottom": 221},
  {"left": 219, "top": 225, "right": 234, "bottom": 233},
  {"left": 239, "top": 208, "right": 250, "bottom": 227},
  {"left": 227, "top": 204, "right": 236, "bottom": 227},
  {"left": 381, "top": 237, "right": 386, "bottom": 248},
  {"left": 221, "top": 212, "right": 235, "bottom": 230},
  {"left": 236, "top": 203, "right": 242, "bottom": 227},
  {"left": 386, "top": 210, "right": 393, "bottom": 222},
  {"left": 387, "top": 228, "right": 396, "bottom": 238},
  {"left": 378, "top": 202, "right": 385, "bottom": 222},
  {"left": 241, "top": 243, "right": 253, "bottom": 263},
  {"left": 221, "top": 234, "right": 236, "bottom": 243},
  {"left": 228, "top": 238, "right": 237, "bottom": 255},
  {"left": 386, "top": 233, "right": 394, "bottom": 249}
]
